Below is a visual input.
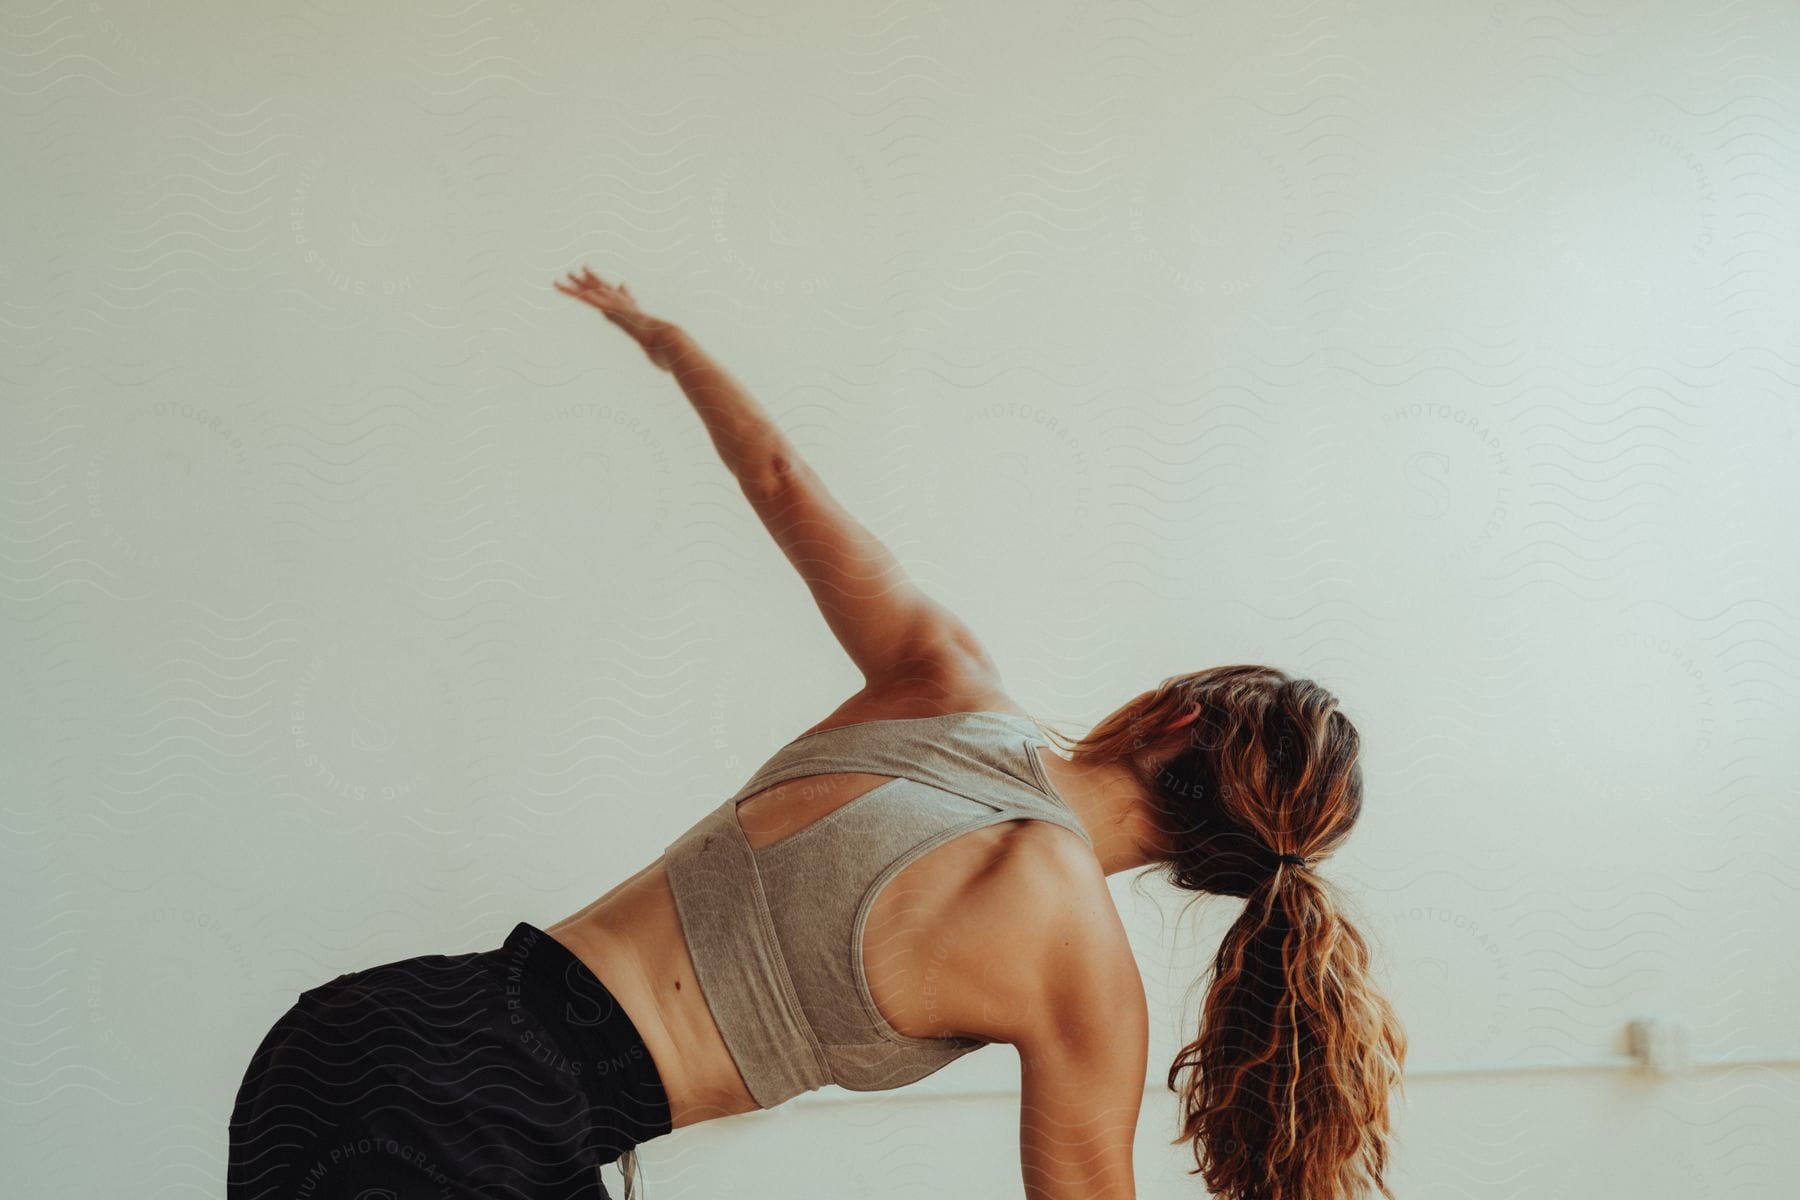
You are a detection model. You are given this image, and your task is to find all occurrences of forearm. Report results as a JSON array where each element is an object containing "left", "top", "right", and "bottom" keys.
[{"left": 660, "top": 326, "right": 792, "bottom": 495}]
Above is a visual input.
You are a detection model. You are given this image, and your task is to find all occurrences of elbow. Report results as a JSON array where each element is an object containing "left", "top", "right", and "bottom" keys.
[
  {"left": 768, "top": 450, "right": 800, "bottom": 491},
  {"left": 746, "top": 446, "right": 804, "bottom": 503}
]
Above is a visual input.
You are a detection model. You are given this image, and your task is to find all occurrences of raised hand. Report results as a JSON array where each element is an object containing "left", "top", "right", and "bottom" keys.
[{"left": 554, "top": 265, "right": 682, "bottom": 371}]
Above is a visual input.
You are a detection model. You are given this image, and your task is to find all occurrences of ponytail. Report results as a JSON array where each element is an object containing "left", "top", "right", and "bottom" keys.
[{"left": 1170, "top": 867, "right": 1406, "bottom": 1200}]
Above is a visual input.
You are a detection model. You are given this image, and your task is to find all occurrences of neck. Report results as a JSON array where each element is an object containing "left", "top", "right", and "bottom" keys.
[{"left": 1030, "top": 744, "right": 1163, "bottom": 876}]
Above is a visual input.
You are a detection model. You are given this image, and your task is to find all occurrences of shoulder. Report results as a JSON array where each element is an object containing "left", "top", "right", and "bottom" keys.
[
  {"left": 795, "top": 656, "right": 1032, "bottom": 738},
  {"left": 948, "top": 826, "right": 1144, "bottom": 1051}
]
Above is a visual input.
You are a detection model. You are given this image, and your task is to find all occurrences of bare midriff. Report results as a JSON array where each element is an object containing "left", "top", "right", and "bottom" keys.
[{"left": 544, "top": 857, "right": 762, "bottom": 1130}]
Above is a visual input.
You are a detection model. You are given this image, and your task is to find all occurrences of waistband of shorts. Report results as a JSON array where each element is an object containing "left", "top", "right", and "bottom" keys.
[{"left": 490, "top": 921, "right": 673, "bottom": 1158}]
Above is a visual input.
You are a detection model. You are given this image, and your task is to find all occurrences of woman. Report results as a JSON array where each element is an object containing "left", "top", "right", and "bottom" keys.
[{"left": 226, "top": 267, "right": 1406, "bottom": 1200}]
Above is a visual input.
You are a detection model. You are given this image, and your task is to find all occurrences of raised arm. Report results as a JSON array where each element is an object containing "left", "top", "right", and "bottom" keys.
[{"left": 554, "top": 265, "right": 999, "bottom": 686}]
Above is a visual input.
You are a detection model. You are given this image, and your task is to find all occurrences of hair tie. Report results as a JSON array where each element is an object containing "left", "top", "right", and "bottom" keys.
[{"left": 1274, "top": 852, "right": 1309, "bottom": 868}]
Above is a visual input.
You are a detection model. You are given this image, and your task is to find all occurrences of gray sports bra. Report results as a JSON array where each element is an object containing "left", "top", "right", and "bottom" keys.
[{"left": 660, "top": 708, "right": 1094, "bottom": 1109}]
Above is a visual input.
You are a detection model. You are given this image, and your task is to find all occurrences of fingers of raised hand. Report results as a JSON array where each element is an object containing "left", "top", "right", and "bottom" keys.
[
  {"left": 574, "top": 266, "right": 617, "bottom": 295},
  {"left": 559, "top": 267, "right": 601, "bottom": 293},
  {"left": 557, "top": 275, "right": 609, "bottom": 309},
  {"left": 556, "top": 265, "right": 640, "bottom": 310}
]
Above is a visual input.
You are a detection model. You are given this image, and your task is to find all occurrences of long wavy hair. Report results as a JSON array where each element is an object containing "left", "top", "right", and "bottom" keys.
[{"left": 1036, "top": 665, "right": 1406, "bottom": 1200}]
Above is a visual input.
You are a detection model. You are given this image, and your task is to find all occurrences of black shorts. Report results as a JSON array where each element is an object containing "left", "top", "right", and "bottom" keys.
[{"left": 227, "top": 921, "right": 671, "bottom": 1200}]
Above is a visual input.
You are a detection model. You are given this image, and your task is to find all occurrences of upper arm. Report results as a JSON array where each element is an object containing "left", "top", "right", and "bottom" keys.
[
  {"left": 1012, "top": 851, "right": 1148, "bottom": 1200},
  {"left": 745, "top": 456, "right": 1002, "bottom": 685}
]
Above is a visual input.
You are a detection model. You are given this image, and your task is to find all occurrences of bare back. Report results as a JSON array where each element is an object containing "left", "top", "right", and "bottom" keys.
[{"left": 543, "top": 685, "right": 1117, "bottom": 1130}]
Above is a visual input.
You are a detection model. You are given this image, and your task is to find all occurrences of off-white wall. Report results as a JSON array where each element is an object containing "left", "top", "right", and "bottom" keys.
[{"left": 5, "top": 1, "right": 1797, "bottom": 1196}]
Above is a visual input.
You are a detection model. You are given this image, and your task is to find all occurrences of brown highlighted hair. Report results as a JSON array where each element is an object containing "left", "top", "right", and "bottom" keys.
[{"left": 1038, "top": 665, "right": 1406, "bottom": 1200}]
